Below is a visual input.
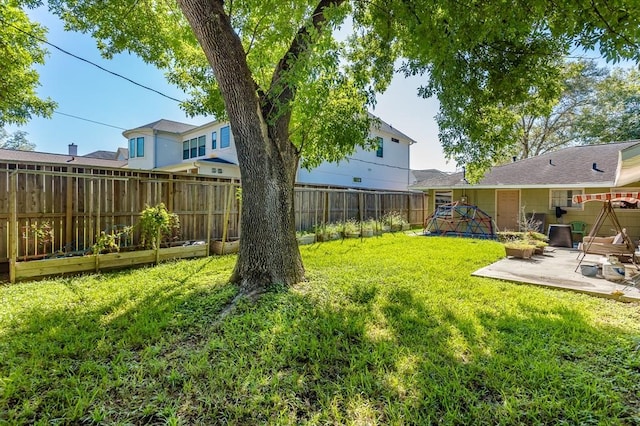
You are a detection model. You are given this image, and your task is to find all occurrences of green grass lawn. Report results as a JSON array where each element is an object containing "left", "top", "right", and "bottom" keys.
[{"left": 1, "top": 234, "right": 639, "bottom": 425}]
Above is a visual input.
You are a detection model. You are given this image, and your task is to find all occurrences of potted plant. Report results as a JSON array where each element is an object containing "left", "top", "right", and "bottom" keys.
[
  {"left": 342, "top": 219, "right": 360, "bottom": 238},
  {"left": 361, "top": 219, "right": 375, "bottom": 237},
  {"left": 382, "top": 211, "right": 408, "bottom": 231},
  {"left": 504, "top": 240, "right": 537, "bottom": 259},
  {"left": 525, "top": 231, "right": 549, "bottom": 254}
]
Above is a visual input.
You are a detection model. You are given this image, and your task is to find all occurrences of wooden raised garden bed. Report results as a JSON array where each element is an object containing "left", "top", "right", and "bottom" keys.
[{"left": 11, "top": 243, "right": 208, "bottom": 282}]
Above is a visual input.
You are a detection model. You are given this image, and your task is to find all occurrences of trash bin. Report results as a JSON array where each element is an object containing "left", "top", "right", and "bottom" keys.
[{"left": 548, "top": 224, "right": 572, "bottom": 248}]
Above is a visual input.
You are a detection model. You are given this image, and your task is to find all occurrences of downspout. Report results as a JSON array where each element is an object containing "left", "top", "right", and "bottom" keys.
[
  {"left": 153, "top": 130, "right": 158, "bottom": 168},
  {"left": 407, "top": 140, "right": 412, "bottom": 189}
]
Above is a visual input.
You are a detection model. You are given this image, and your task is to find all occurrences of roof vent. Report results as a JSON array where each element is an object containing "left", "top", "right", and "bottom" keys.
[
  {"left": 512, "top": 156, "right": 517, "bottom": 162},
  {"left": 549, "top": 159, "right": 554, "bottom": 166},
  {"left": 592, "top": 162, "right": 603, "bottom": 172}
]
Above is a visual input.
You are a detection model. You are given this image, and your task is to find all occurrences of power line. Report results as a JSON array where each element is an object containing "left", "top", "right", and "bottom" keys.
[
  {"left": 54, "top": 111, "right": 128, "bottom": 130},
  {"left": 0, "top": 16, "right": 183, "bottom": 103}
]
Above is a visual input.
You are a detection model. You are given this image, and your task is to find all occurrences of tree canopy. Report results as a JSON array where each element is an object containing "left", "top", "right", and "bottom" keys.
[
  {"left": 0, "top": 1, "right": 56, "bottom": 125},
  {"left": 497, "top": 61, "right": 640, "bottom": 164},
  {"left": 0, "top": 128, "right": 35, "bottom": 150},
  {"left": 350, "top": 0, "right": 640, "bottom": 177}
]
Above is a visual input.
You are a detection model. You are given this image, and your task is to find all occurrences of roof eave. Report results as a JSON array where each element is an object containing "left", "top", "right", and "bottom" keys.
[{"left": 410, "top": 182, "right": 616, "bottom": 191}]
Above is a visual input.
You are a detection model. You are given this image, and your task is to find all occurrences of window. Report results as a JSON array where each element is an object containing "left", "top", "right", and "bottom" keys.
[
  {"left": 190, "top": 138, "right": 197, "bottom": 158},
  {"left": 376, "top": 136, "right": 383, "bottom": 158},
  {"left": 183, "top": 134, "right": 207, "bottom": 159},
  {"left": 434, "top": 190, "right": 453, "bottom": 213},
  {"left": 220, "top": 126, "right": 230, "bottom": 148},
  {"left": 136, "top": 137, "right": 144, "bottom": 157},
  {"left": 129, "top": 137, "right": 144, "bottom": 158},
  {"left": 183, "top": 141, "right": 189, "bottom": 159},
  {"left": 198, "top": 135, "right": 206, "bottom": 156},
  {"left": 212, "top": 131, "right": 217, "bottom": 149},
  {"left": 550, "top": 189, "right": 583, "bottom": 209}
]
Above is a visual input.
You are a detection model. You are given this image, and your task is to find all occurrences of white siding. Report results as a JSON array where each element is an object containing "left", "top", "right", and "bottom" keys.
[
  {"left": 181, "top": 123, "right": 239, "bottom": 165},
  {"left": 124, "top": 117, "right": 413, "bottom": 191},
  {"left": 296, "top": 128, "right": 411, "bottom": 191},
  {"left": 155, "top": 133, "right": 181, "bottom": 168},
  {"left": 125, "top": 130, "right": 155, "bottom": 170}
]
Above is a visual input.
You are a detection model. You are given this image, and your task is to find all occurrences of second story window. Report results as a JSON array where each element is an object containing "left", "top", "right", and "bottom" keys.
[
  {"left": 198, "top": 135, "right": 206, "bottom": 156},
  {"left": 129, "top": 137, "right": 144, "bottom": 158},
  {"left": 136, "top": 137, "right": 144, "bottom": 157},
  {"left": 220, "top": 126, "right": 230, "bottom": 148},
  {"left": 183, "top": 135, "right": 207, "bottom": 160},
  {"left": 376, "top": 136, "right": 383, "bottom": 158},
  {"left": 190, "top": 138, "right": 198, "bottom": 158},
  {"left": 212, "top": 131, "right": 217, "bottom": 149}
]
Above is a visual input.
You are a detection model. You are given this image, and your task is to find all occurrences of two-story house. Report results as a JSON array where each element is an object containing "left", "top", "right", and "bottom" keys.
[{"left": 123, "top": 115, "right": 416, "bottom": 191}]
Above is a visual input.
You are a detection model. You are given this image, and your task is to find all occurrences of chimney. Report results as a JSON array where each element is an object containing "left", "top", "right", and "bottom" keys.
[{"left": 68, "top": 143, "right": 78, "bottom": 156}]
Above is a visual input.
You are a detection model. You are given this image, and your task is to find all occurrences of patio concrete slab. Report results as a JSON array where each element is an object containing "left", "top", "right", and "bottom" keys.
[{"left": 473, "top": 248, "right": 640, "bottom": 302}]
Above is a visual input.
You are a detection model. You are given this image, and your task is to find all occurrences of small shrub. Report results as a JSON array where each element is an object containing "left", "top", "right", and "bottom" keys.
[{"left": 139, "top": 203, "right": 181, "bottom": 249}]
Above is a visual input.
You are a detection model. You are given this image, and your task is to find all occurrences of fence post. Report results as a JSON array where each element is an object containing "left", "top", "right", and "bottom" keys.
[
  {"left": 9, "top": 172, "right": 17, "bottom": 283},
  {"left": 206, "top": 184, "right": 214, "bottom": 248},
  {"left": 65, "top": 175, "right": 73, "bottom": 248},
  {"left": 168, "top": 174, "right": 174, "bottom": 212}
]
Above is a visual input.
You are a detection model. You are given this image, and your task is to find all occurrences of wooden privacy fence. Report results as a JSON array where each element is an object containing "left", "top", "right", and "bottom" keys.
[
  {"left": 294, "top": 186, "right": 427, "bottom": 231},
  {"left": 1, "top": 164, "right": 427, "bottom": 279}
]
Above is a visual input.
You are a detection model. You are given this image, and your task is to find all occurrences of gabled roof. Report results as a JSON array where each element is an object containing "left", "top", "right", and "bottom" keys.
[
  {"left": 115, "top": 147, "right": 129, "bottom": 160},
  {"left": 125, "top": 119, "right": 197, "bottom": 135},
  {"left": 368, "top": 113, "right": 417, "bottom": 144},
  {"left": 123, "top": 114, "right": 418, "bottom": 146},
  {"left": 411, "top": 169, "right": 451, "bottom": 183},
  {"left": 0, "top": 148, "right": 128, "bottom": 168},
  {"left": 411, "top": 141, "right": 640, "bottom": 190}
]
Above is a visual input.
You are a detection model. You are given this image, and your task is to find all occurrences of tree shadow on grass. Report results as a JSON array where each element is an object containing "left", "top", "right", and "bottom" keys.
[{"left": 1, "top": 264, "right": 639, "bottom": 424}]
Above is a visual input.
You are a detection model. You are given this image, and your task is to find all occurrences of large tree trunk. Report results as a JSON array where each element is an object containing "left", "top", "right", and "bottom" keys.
[{"left": 178, "top": 0, "right": 305, "bottom": 294}]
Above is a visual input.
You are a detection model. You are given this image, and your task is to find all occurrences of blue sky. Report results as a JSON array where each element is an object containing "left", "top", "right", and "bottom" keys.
[{"left": 8, "top": 8, "right": 451, "bottom": 171}]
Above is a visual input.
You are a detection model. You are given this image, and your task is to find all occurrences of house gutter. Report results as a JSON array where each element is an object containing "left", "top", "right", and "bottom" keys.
[{"left": 410, "top": 182, "right": 617, "bottom": 191}]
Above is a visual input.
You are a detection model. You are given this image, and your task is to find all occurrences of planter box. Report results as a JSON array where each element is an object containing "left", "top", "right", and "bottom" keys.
[
  {"left": 361, "top": 229, "right": 374, "bottom": 238},
  {"left": 12, "top": 244, "right": 208, "bottom": 282},
  {"left": 505, "top": 246, "right": 535, "bottom": 259},
  {"left": 344, "top": 231, "right": 361, "bottom": 239},
  {"left": 212, "top": 239, "right": 240, "bottom": 255},
  {"left": 297, "top": 234, "right": 316, "bottom": 245},
  {"left": 317, "top": 232, "right": 341, "bottom": 242}
]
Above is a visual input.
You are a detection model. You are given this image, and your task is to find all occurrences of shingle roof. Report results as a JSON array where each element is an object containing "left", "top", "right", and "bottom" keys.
[
  {"left": 411, "top": 169, "right": 451, "bottom": 183},
  {"left": 83, "top": 150, "right": 119, "bottom": 160},
  {"left": 410, "top": 141, "right": 640, "bottom": 189},
  {"left": 127, "top": 119, "right": 197, "bottom": 134},
  {"left": 0, "top": 148, "right": 127, "bottom": 168}
]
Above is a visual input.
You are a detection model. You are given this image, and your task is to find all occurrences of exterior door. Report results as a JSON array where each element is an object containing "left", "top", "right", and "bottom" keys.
[{"left": 496, "top": 190, "right": 520, "bottom": 231}]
